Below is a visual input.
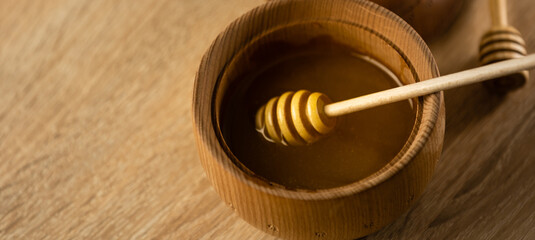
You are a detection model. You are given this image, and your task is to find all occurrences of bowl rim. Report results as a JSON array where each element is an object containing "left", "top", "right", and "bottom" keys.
[{"left": 193, "top": 0, "right": 442, "bottom": 200}]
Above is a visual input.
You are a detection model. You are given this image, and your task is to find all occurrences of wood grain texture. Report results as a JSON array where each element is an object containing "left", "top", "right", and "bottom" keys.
[{"left": 0, "top": 0, "right": 534, "bottom": 240}]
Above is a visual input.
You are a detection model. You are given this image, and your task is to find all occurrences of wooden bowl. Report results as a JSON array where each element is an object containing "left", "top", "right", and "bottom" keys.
[{"left": 193, "top": 0, "right": 445, "bottom": 239}]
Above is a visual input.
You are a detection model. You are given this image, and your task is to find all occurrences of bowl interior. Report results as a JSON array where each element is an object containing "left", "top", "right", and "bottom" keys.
[{"left": 214, "top": 20, "right": 423, "bottom": 189}]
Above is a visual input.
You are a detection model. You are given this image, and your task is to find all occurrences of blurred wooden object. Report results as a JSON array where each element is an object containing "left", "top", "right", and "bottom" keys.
[
  {"left": 479, "top": 0, "right": 529, "bottom": 91},
  {"left": 370, "top": 0, "right": 465, "bottom": 41},
  {"left": 0, "top": 0, "right": 534, "bottom": 239}
]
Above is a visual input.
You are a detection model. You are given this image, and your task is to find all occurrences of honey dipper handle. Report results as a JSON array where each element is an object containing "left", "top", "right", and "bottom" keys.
[
  {"left": 490, "top": 0, "right": 508, "bottom": 26},
  {"left": 324, "top": 54, "right": 535, "bottom": 117}
]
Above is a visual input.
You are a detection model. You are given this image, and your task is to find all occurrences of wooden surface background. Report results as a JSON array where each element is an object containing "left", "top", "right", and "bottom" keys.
[{"left": 1, "top": 0, "right": 534, "bottom": 239}]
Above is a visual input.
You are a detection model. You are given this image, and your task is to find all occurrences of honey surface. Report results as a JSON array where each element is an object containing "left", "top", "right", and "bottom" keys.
[{"left": 220, "top": 44, "right": 415, "bottom": 190}]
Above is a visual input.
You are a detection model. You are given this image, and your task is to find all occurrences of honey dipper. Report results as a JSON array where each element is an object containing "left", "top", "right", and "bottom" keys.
[
  {"left": 255, "top": 54, "right": 535, "bottom": 146},
  {"left": 480, "top": 0, "right": 529, "bottom": 91}
]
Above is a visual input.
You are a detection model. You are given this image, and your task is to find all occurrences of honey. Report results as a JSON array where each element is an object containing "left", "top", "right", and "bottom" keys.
[{"left": 219, "top": 42, "right": 416, "bottom": 190}]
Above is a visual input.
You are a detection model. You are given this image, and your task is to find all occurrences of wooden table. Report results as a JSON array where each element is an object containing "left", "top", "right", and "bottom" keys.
[{"left": 1, "top": 0, "right": 534, "bottom": 239}]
